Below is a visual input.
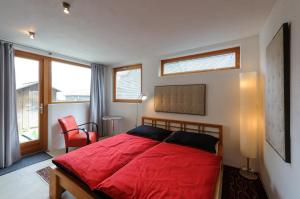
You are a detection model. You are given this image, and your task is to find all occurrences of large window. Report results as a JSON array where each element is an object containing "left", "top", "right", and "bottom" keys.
[
  {"left": 51, "top": 61, "right": 91, "bottom": 102},
  {"left": 161, "top": 47, "right": 240, "bottom": 76},
  {"left": 113, "top": 64, "right": 142, "bottom": 103}
]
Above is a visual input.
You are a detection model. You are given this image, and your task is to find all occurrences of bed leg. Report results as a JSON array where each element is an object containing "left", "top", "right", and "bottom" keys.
[{"left": 50, "top": 169, "right": 65, "bottom": 199}]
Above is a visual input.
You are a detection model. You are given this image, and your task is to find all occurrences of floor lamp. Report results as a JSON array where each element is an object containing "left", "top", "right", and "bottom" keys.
[
  {"left": 135, "top": 93, "right": 147, "bottom": 127},
  {"left": 239, "top": 72, "right": 258, "bottom": 180}
]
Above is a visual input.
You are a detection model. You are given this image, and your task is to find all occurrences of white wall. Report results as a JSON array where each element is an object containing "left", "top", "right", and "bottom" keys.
[
  {"left": 47, "top": 103, "right": 90, "bottom": 151},
  {"left": 259, "top": 0, "right": 300, "bottom": 198},
  {"left": 106, "top": 35, "right": 260, "bottom": 168}
]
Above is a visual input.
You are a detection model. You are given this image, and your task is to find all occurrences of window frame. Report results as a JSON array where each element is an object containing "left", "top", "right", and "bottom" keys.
[
  {"left": 113, "top": 64, "right": 143, "bottom": 103},
  {"left": 13, "top": 50, "right": 90, "bottom": 155},
  {"left": 160, "top": 47, "right": 240, "bottom": 76},
  {"left": 50, "top": 58, "right": 91, "bottom": 104}
]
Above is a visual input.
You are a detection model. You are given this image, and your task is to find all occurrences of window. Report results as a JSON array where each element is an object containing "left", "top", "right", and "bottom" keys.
[
  {"left": 15, "top": 56, "right": 40, "bottom": 143},
  {"left": 51, "top": 61, "right": 91, "bottom": 102},
  {"left": 161, "top": 47, "right": 240, "bottom": 76},
  {"left": 113, "top": 64, "right": 142, "bottom": 103}
]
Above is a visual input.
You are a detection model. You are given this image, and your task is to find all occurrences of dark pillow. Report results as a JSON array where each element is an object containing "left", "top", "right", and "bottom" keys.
[
  {"left": 165, "top": 131, "right": 219, "bottom": 153},
  {"left": 127, "top": 125, "right": 172, "bottom": 141}
]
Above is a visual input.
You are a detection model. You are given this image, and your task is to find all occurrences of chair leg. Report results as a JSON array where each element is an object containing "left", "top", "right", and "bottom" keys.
[{"left": 65, "top": 147, "right": 68, "bottom": 153}]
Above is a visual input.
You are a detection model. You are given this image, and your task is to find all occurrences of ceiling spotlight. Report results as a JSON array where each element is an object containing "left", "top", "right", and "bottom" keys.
[
  {"left": 28, "top": 31, "right": 35, "bottom": 39},
  {"left": 63, "top": 2, "right": 70, "bottom": 14}
]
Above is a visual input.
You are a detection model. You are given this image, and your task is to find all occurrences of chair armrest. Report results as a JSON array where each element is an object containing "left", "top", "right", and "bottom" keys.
[
  {"left": 62, "top": 128, "right": 90, "bottom": 145},
  {"left": 78, "top": 122, "right": 98, "bottom": 133},
  {"left": 62, "top": 128, "right": 83, "bottom": 134},
  {"left": 80, "top": 128, "right": 90, "bottom": 144}
]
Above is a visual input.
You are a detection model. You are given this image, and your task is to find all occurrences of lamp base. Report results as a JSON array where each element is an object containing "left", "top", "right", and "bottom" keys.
[
  {"left": 239, "top": 169, "right": 258, "bottom": 180},
  {"left": 239, "top": 157, "right": 258, "bottom": 180}
]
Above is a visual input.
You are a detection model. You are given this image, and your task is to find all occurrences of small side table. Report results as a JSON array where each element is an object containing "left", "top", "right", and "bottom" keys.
[{"left": 102, "top": 116, "right": 123, "bottom": 135}]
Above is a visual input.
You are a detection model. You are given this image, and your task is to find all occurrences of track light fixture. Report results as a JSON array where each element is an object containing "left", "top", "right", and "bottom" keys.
[
  {"left": 63, "top": 2, "right": 70, "bottom": 14},
  {"left": 28, "top": 31, "right": 35, "bottom": 39}
]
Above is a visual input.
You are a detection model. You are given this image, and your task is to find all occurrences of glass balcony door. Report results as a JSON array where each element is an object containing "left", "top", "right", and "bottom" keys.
[{"left": 15, "top": 51, "right": 46, "bottom": 155}]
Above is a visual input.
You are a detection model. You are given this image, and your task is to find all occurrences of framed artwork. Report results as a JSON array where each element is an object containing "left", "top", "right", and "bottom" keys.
[{"left": 265, "top": 23, "right": 291, "bottom": 163}]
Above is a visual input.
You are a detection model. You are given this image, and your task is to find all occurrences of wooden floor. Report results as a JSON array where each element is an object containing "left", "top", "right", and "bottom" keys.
[{"left": 222, "top": 165, "right": 268, "bottom": 199}]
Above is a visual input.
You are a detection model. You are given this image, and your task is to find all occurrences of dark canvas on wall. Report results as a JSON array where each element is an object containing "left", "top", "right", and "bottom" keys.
[
  {"left": 265, "top": 23, "right": 291, "bottom": 163},
  {"left": 154, "top": 84, "right": 206, "bottom": 115}
]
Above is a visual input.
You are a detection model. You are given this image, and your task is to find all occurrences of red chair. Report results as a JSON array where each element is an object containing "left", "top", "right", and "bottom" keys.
[{"left": 58, "top": 115, "right": 98, "bottom": 153}]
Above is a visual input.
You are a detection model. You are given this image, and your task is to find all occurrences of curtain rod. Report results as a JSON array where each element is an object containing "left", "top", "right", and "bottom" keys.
[{"left": 0, "top": 38, "right": 91, "bottom": 65}]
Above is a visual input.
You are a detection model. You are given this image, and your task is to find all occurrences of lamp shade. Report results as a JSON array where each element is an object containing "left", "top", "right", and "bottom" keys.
[
  {"left": 240, "top": 72, "right": 258, "bottom": 159},
  {"left": 141, "top": 94, "right": 147, "bottom": 101}
]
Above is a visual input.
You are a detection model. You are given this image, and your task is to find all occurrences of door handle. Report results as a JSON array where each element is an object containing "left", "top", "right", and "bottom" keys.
[{"left": 39, "top": 103, "right": 44, "bottom": 114}]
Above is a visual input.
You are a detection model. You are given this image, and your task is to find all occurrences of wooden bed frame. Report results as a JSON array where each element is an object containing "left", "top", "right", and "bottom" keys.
[{"left": 50, "top": 116, "right": 223, "bottom": 199}]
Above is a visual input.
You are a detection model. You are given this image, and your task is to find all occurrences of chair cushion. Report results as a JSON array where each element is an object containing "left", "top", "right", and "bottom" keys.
[
  {"left": 58, "top": 115, "right": 79, "bottom": 138},
  {"left": 67, "top": 132, "right": 97, "bottom": 147}
]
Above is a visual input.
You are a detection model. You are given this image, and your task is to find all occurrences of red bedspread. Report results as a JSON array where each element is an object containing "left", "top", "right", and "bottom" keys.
[
  {"left": 52, "top": 133, "right": 159, "bottom": 190},
  {"left": 97, "top": 142, "right": 221, "bottom": 199}
]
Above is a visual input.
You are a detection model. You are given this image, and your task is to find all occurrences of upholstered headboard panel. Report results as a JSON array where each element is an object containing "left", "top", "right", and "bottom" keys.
[{"left": 154, "top": 84, "right": 206, "bottom": 115}]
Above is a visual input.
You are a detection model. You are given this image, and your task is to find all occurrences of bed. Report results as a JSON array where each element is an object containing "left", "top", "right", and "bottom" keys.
[{"left": 50, "top": 116, "right": 223, "bottom": 199}]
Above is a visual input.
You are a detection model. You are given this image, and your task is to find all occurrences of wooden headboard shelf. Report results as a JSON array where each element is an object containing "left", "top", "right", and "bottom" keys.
[{"left": 142, "top": 116, "right": 223, "bottom": 156}]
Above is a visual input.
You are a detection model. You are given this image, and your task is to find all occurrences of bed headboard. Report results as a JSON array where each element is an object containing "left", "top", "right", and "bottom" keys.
[
  {"left": 142, "top": 116, "right": 223, "bottom": 156},
  {"left": 154, "top": 84, "right": 206, "bottom": 115}
]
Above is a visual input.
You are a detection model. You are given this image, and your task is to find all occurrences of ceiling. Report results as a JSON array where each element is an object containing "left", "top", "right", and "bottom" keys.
[{"left": 0, "top": 0, "right": 275, "bottom": 65}]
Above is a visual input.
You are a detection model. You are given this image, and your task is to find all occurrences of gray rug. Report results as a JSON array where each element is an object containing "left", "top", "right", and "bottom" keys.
[{"left": 0, "top": 152, "right": 52, "bottom": 176}]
